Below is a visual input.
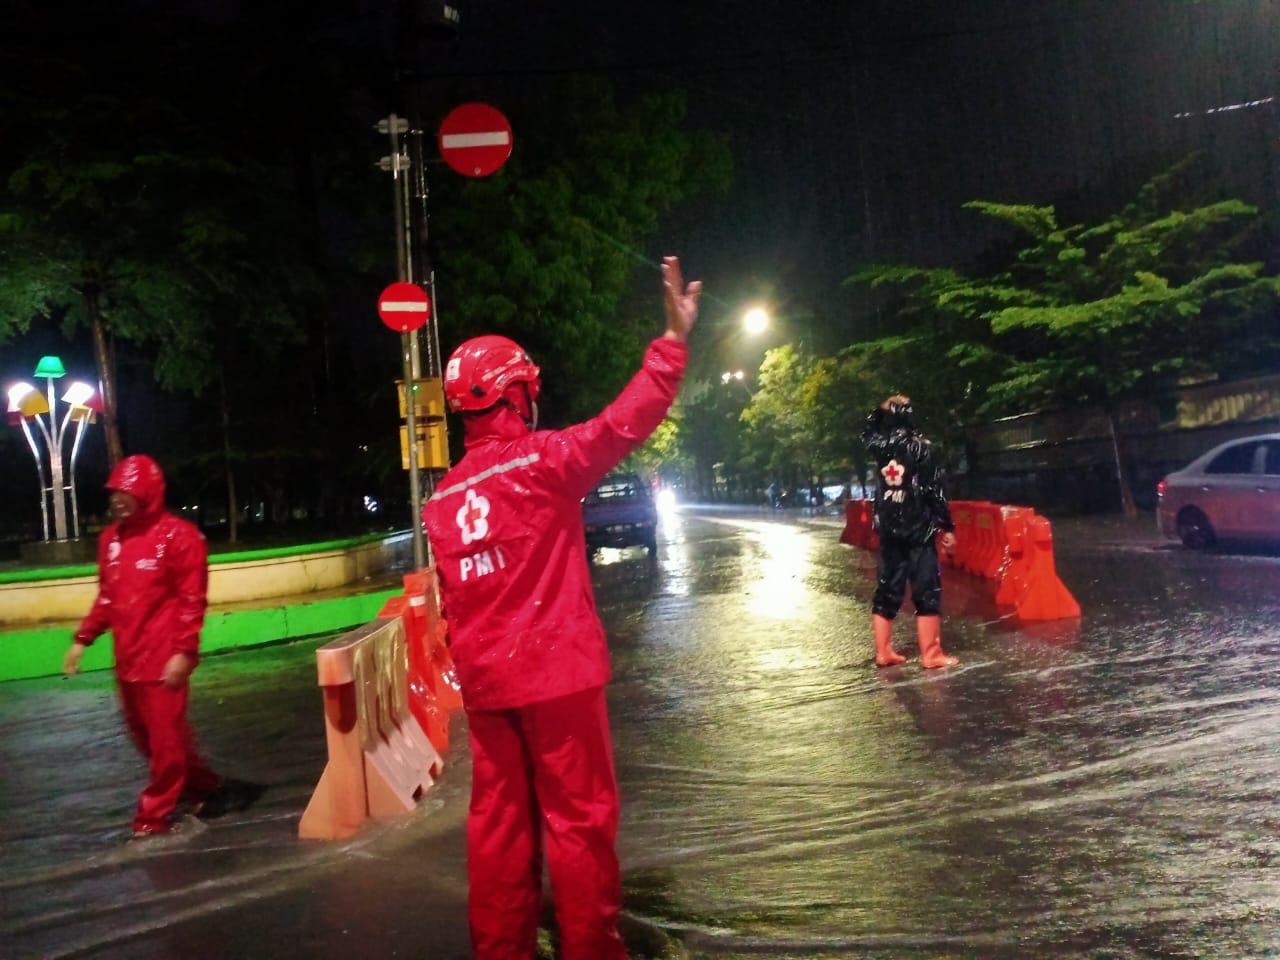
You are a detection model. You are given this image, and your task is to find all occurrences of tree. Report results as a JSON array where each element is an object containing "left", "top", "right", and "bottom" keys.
[
  {"left": 0, "top": 96, "right": 187, "bottom": 464},
  {"left": 0, "top": 94, "right": 329, "bottom": 537},
  {"left": 669, "top": 377, "right": 750, "bottom": 499},
  {"left": 619, "top": 417, "right": 692, "bottom": 499},
  {"left": 1, "top": 10, "right": 732, "bottom": 539},
  {"left": 732, "top": 345, "right": 897, "bottom": 499},
  {"left": 0, "top": 2, "right": 383, "bottom": 540},
  {"left": 740, "top": 345, "right": 819, "bottom": 492},
  {"left": 841, "top": 265, "right": 1009, "bottom": 448},
  {"left": 0, "top": 17, "right": 329, "bottom": 470},
  {"left": 805, "top": 349, "right": 894, "bottom": 492},
  {"left": 848, "top": 156, "right": 1280, "bottom": 516},
  {"left": 432, "top": 79, "right": 731, "bottom": 424}
]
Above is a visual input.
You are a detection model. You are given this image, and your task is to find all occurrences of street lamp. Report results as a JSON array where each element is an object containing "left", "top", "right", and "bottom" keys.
[
  {"left": 5, "top": 356, "right": 101, "bottom": 542},
  {"left": 742, "top": 306, "right": 769, "bottom": 336}
]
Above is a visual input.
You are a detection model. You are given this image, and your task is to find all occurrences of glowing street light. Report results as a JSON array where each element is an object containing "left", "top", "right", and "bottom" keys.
[
  {"left": 742, "top": 306, "right": 769, "bottom": 336},
  {"left": 5, "top": 356, "right": 101, "bottom": 542},
  {"left": 720, "top": 369, "right": 745, "bottom": 384}
]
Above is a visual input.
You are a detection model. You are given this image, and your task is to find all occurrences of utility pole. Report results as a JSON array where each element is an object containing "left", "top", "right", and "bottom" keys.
[
  {"left": 378, "top": 2, "right": 463, "bottom": 567},
  {"left": 410, "top": 125, "right": 447, "bottom": 504},
  {"left": 378, "top": 113, "right": 427, "bottom": 569}
]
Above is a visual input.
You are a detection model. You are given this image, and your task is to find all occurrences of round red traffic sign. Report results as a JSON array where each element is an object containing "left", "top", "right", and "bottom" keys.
[
  {"left": 438, "top": 102, "right": 513, "bottom": 177},
  {"left": 378, "top": 282, "right": 431, "bottom": 333}
]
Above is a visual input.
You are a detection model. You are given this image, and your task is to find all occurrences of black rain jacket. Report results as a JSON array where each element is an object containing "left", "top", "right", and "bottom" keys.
[{"left": 861, "top": 405, "right": 955, "bottom": 544}]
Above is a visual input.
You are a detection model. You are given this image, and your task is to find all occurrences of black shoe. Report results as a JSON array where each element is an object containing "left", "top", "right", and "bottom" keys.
[{"left": 195, "top": 778, "right": 266, "bottom": 820}]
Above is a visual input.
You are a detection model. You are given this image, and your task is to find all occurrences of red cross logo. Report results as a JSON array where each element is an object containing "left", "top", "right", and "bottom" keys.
[
  {"left": 881, "top": 459, "right": 906, "bottom": 487},
  {"left": 456, "top": 489, "right": 490, "bottom": 545}
]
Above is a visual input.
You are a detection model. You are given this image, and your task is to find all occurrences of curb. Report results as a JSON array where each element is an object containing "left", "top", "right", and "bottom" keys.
[{"left": 0, "top": 587, "right": 400, "bottom": 684}]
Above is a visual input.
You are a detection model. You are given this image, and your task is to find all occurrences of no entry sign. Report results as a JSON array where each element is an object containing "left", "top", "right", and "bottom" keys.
[
  {"left": 438, "top": 102, "right": 513, "bottom": 177},
  {"left": 378, "top": 282, "right": 431, "bottom": 333}
]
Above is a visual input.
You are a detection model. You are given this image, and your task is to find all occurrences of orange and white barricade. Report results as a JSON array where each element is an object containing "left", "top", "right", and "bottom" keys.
[
  {"left": 298, "top": 616, "right": 443, "bottom": 840},
  {"left": 404, "top": 570, "right": 463, "bottom": 715}
]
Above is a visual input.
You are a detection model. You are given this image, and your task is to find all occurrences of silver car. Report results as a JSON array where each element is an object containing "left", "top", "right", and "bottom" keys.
[{"left": 1157, "top": 432, "right": 1280, "bottom": 547}]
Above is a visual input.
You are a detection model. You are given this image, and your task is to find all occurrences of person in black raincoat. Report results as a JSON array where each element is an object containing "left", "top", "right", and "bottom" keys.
[{"left": 861, "top": 394, "right": 959, "bottom": 669}]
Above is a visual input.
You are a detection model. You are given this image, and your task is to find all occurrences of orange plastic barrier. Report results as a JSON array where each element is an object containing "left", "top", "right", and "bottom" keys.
[
  {"left": 403, "top": 571, "right": 463, "bottom": 715},
  {"left": 840, "top": 498, "right": 1080, "bottom": 622},
  {"left": 994, "top": 507, "right": 1035, "bottom": 608},
  {"left": 384, "top": 570, "right": 463, "bottom": 757},
  {"left": 1004, "top": 513, "right": 1082, "bottom": 621},
  {"left": 839, "top": 500, "right": 859, "bottom": 546},
  {"left": 971, "top": 504, "right": 1001, "bottom": 579},
  {"left": 298, "top": 616, "right": 443, "bottom": 840},
  {"left": 840, "top": 499, "right": 879, "bottom": 550},
  {"left": 948, "top": 502, "right": 974, "bottom": 570},
  {"left": 981, "top": 503, "right": 1017, "bottom": 579}
]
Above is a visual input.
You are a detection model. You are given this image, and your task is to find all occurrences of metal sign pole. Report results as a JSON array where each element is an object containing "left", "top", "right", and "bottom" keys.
[
  {"left": 409, "top": 126, "right": 437, "bottom": 568},
  {"left": 382, "top": 113, "right": 426, "bottom": 570}
]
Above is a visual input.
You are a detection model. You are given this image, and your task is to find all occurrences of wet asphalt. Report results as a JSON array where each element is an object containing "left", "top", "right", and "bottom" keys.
[{"left": 1, "top": 506, "right": 1277, "bottom": 959}]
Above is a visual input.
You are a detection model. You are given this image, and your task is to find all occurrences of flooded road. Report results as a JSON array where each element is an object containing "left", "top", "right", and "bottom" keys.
[
  {"left": 599, "top": 509, "right": 1280, "bottom": 958},
  {"left": 2, "top": 508, "right": 1277, "bottom": 958}
]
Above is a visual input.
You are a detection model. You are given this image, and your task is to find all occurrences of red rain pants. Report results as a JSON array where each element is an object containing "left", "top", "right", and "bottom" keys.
[
  {"left": 118, "top": 681, "right": 221, "bottom": 833},
  {"left": 465, "top": 685, "right": 627, "bottom": 960}
]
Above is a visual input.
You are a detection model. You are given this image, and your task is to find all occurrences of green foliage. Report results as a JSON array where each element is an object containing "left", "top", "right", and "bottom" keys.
[
  {"left": 671, "top": 375, "right": 750, "bottom": 493},
  {"left": 834, "top": 155, "right": 1280, "bottom": 514},
  {"left": 433, "top": 79, "right": 731, "bottom": 422},
  {"left": 0, "top": 81, "right": 318, "bottom": 396},
  {"left": 797, "top": 351, "right": 883, "bottom": 476},
  {"left": 739, "top": 345, "right": 819, "bottom": 478},
  {"left": 847, "top": 155, "right": 1280, "bottom": 420},
  {"left": 0, "top": 3, "right": 392, "bottom": 530},
  {"left": 624, "top": 416, "right": 687, "bottom": 483}
]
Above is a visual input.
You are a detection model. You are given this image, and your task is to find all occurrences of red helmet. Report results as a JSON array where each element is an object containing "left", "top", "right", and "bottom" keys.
[{"left": 443, "top": 335, "right": 541, "bottom": 413}]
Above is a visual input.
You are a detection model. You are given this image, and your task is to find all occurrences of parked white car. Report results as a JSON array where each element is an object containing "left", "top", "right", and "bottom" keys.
[{"left": 1157, "top": 432, "right": 1280, "bottom": 548}]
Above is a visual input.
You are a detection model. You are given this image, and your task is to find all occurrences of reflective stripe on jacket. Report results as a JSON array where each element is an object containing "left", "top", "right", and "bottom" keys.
[{"left": 423, "top": 337, "right": 686, "bottom": 710}]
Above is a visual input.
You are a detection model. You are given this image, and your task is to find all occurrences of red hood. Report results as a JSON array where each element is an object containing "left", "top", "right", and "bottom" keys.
[
  {"left": 462, "top": 402, "right": 532, "bottom": 448},
  {"left": 106, "top": 454, "right": 167, "bottom": 523}
]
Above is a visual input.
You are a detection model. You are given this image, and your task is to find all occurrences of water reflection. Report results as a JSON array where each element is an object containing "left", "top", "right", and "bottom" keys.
[
  {"left": 735, "top": 521, "right": 815, "bottom": 622},
  {"left": 0, "top": 635, "right": 476, "bottom": 960},
  {"left": 608, "top": 512, "right": 1280, "bottom": 958},
  {"left": 4, "top": 511, "right": 1278, "bottom": 958}
]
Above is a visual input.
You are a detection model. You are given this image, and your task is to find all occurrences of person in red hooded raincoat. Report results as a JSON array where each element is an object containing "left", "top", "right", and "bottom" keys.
[
  {"left": 64, "top": 454, "right": 223, "bottom": 839},
  {"left": 422, "top": 256, "right": 701, "bottom": 960}
]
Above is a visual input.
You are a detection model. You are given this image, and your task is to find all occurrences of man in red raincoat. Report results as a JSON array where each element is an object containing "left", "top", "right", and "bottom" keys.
[
  {"left": 422, "top": 257, "right": 701, "bottom": 960},
  {"left": 64, "top": 454, "right": 223, "bottom": 839}
]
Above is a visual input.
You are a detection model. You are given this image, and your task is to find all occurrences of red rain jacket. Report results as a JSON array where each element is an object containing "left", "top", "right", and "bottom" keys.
[
  {"left": 75, "top": 455, "right": 209, "bottom": 682},
  {"left": 423, "top": 337, "right": 686, "bottom": 710}
]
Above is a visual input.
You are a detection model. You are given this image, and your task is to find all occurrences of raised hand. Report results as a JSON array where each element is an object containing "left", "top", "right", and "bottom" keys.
[{"left": 661, "top": 256, "right": 701, "bottom": 343}]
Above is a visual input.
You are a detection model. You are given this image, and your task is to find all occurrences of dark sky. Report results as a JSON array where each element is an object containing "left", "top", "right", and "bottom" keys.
[
  {"left": 4, "top": 0, "right": 1277, "bottom": 359},
  {"left": 421, "top": 0, "right": 1279, "bottom": 344}
]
